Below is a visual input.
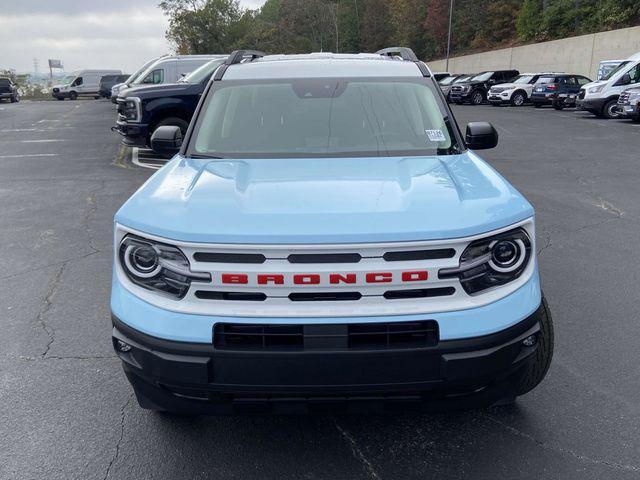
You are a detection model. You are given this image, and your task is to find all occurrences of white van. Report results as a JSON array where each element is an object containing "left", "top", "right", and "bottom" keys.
[
  {"left": 577, "top": 52, "right": 640, "bottom": 118},
  {"left": 52, "top": 69, "right": 122, "bottom": 100},
  {"left": 111, "top": 55, "right": 168, "bottom": 103},
  {"left": 129, "top": 55, "right": 219, "bottom": 87}
]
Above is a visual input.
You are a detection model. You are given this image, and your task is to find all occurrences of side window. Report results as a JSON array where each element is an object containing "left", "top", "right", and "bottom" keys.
[
  {"left": 566, "top": 77, "right": 578, "bottom": 85},
  {"left": 577, "top": 76, "right": 590, "bottom": 85},
  {"left": 628, "top": 65, "right": 640, "bottom": 84},
  {"left": 72, "top": 77, "right": 83, "bottom": 87},
  {"left": 142, "top": 69, "right": 164, "bottom": 84}
]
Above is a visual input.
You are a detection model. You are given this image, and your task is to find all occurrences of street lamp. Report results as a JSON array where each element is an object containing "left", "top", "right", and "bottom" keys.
[{"left": 445, "top": 0, "right": 454, "bottom": 72}]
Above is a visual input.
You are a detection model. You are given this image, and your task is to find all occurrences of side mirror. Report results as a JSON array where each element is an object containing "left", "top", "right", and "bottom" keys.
[
  {"left": 465, "top": 122, "right": 498, "bottom": 150},
  {"left": 150, "top": 126, "right": 183, "bottom": 158}
]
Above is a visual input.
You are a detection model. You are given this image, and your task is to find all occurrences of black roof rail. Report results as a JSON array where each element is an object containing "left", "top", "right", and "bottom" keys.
[
  {"left": 214, "top": 50, "right": 266, "bottom": 81},
  {"left": 375, "top": 47, "right": 430, "bottom": 78}
]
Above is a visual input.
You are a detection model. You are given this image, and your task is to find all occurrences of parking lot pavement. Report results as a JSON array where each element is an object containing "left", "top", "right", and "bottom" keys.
[{"left": 1, "top": 99, "right": 640, "bottom": 480}]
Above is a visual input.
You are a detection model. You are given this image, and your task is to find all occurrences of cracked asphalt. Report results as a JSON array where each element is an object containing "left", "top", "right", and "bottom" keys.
[{"left": 1, "top": 99, "right": 640, "bottom": 479}]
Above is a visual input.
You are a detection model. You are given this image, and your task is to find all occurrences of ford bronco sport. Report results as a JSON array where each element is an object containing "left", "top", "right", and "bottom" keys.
[{"left": 111, "top": 48, "right": 553, "bottom": 415}]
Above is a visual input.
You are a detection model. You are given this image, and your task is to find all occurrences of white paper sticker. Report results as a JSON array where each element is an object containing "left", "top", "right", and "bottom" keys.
[{"left": 425, "top": 129, "right": 446, "bottom": 142}]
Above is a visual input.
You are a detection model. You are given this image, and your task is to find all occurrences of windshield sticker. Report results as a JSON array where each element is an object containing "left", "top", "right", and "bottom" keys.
[{"left": 425, "top": 130, "right": 446, "bottom": 142}]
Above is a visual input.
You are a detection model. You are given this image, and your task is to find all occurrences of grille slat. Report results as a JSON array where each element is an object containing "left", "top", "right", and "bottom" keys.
[
  {"left": 383, "top": 248, "right": 455, "bottom": 261},
  {"left": 194, "top": 252, "right": 266, "bottom": 264},
  {"left": 213, "top": 321, "right": 439, "bottom": 351}
]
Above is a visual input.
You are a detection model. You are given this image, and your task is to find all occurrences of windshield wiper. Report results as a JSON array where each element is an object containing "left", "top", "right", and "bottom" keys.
[{"left": 189, "top": 153, "right": 227, "bottom": 159}]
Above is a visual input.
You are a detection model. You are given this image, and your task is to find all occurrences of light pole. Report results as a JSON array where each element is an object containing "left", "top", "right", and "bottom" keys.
[{"left": 445, "top": 0, "right": 454, "bottom": 72}]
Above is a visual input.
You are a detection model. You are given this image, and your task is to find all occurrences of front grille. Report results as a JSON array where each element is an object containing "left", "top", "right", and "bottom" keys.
[
  {"left": 618, "top": 91, "right": 630, "bottom": 104},
  {"left": 490, "top": 87, "right": 504, "bottom": 94},
  {"left": 213, "top": 321, "right": 439, "bottom": 351},
  {"left": 52, "top": 88, "right": 59, "bottom": 93},
  {"left": 451, "top": 86, "right": 462, "bottom": 92}
]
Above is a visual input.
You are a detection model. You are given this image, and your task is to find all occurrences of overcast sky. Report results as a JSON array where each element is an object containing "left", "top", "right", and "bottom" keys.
[{"left": 0, "top": 0, "right": 266, "bottom": 74}]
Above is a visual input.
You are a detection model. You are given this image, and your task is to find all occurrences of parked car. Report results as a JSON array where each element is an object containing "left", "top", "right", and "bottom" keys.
[
  {"left": 111, "top": 56, "right": 168, "bottom": 103},
  {"left": 616, "top": 87, "right": 640, "bottom": 121},
  {"left": 0, "top": 77, "right": 19, "bottom": 103},
  {"left": 99, "top": 74, "right": 129, "bottom": 98},
  {"left": 531, "top": 74, "right": 592, "bottom": 109},
  {"left": 432, "top": 72, "right": 451, "bottom": 82},
  {"left": 449, "top": 70, "right": 520, "bottom": 105},
  {"left": 577, "top": 51, "right": 640, "bottom": 119},
  {"left": 597, "top": 60, "right": 623, "bottom": 80},
  {"left": 438, "top": 74, "right": 470, "bottom": 101},
  {"left": 487, "top": 73, "right": 561, "bottom": 107},
  {"left": 51, "top": 69, "right": 122, "bottom": 100},
  {"left": 114, "top": 56, "right": 227, "bottom": 151},
  {"left": 111, "top": 48, "right": 553, "bottom": 415},
  {"left": 127, "top": 55, "right": 220, "bottom": 88}
]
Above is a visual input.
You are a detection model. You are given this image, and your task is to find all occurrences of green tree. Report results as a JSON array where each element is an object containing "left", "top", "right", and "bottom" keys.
[{"left": 517, "top": 0, "right": 543, "bottom": 41}]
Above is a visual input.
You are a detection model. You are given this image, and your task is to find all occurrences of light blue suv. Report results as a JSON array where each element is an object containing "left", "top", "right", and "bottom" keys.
[{"left": 111, "top": 48, "right": 553, "bottom": 414}]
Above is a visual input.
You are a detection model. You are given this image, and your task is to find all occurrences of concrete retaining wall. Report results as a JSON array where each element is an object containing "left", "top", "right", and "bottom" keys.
[{"left": 429, "top": 25, "right": 640, "bottom": 80}]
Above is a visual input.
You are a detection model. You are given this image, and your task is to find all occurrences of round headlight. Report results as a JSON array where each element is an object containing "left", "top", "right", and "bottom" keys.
[
  {"left": 489, "top": 239, "right": 526, "bottom": 273},
  {"left": 124, "top": 243, "right": 160, "bottom": 278}
]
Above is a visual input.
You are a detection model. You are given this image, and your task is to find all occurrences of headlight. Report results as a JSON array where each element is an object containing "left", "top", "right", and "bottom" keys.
[
  {"left": 439, "top": 228, "right": 532, "bottom": 294},
  {"left": 461, "top": 85, "right": 471, "bottom": 92},
  {"left": 122, "top": 97, "right": 141, "bottom": 122},
  {"left": 628, "top": 91, "right": 640, "bottom": 101},
  {"left": 118, "top": 235, "right": 210, "bottom": 299},
  {"left": 588, "top": 84, "right": 605, "bottom": 94}
]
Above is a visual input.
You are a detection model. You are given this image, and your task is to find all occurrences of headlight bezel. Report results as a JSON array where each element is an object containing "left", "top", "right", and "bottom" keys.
[
  {"left": 588, "top": 84, "right": 605, "bottom": 94},
  {"left": 121, "top": 96, "right": 142, "bottom": 122},
  {"left": 439, "top": 227, "right": 532, "bottom": 295},
  {"left": 118, "top": 234, "right": 210, "bottom": 299}
]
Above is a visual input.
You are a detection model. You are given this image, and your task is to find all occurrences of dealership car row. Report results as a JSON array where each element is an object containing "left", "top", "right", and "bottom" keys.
[{"left": 436, "top": 51, "right": 640, "bottom": 121}]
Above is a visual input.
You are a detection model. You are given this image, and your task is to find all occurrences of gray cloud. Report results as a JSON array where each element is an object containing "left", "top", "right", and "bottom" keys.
[{"left": 0, "top": 1, "right": 266, "bottom": 74}]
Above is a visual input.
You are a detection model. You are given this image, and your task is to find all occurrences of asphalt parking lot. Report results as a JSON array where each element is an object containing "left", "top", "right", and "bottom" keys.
[{"left": 1, "top": 98, "right": 640, "bottom": 479}]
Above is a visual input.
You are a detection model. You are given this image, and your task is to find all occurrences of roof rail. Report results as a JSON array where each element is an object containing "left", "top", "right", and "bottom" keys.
[
  {"left": 376, "top": 47, "right": 418, "bottom": 62},
  {"left": 214, "top": 50, "right": 266, "bottom": 81},
  {"left": 375, "top": 47, "right": 430, "bottom": 78}
]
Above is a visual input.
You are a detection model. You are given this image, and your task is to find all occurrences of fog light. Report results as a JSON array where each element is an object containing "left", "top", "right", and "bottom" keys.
[
  {"left": 522, "top": 334, "right": 537, "bottom": 347},
  {"left": 116, "top": 340, "right": 132, "bottom": 352}
]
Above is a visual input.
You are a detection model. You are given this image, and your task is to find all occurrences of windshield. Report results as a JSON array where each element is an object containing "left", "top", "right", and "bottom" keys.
[
  {"left": 179, "top": 58, "right": 226, "bottom": 83},
  {"left": 454, "top": 75, "right": 472, "bottom": 83},
  {"left": 439, "top": 76, "right": 458, "bottom": 85},
  {"left": 61, "top": 75, "right": 77, "bottom": 85},
  {"left": 470, "top": 72, "right": 492, "bottom": 82},
  {"left": 126, "top": 58, "right": 161, "bottom": 84},
  {"left": 602, "top": 61, "right": 631, "bottom": 81},
  {"left": 190, "top": 78, "right": 460, "bottom": 158},
  {"left": 513, "top": 75, "right": 534, "bottom": 84}
]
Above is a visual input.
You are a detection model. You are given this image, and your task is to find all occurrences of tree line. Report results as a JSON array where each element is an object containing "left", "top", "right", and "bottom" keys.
[{"left": 159, "top": 0, "right": 640, "bottom": 60}]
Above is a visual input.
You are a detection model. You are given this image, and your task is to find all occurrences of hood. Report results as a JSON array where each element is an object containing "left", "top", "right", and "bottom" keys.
[
  {"left": 582, "top": 80, "right": 604, "bottom": 90},
  {"left": 115, "top": 153, "right": 534, "bottom": 244},
  {"left": 118, "top": 82, "right": 192, "bottom": 99}
]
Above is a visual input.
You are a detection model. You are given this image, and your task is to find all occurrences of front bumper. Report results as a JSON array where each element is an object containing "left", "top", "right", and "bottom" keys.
[
  {"left": 113, "top": 120, "right": 149, "bottom": 147},
  {"left": 576, "top": 97, "right": 605, "bottom": 113},
  {"left": 449, "top": 91, "right": 471, "bottom": 103},
  {"left": 112, "top": 302, "right": 542, "bottom": 414},
  {"left": 617, "top": 102, "right": 640, "bottom": 119}
]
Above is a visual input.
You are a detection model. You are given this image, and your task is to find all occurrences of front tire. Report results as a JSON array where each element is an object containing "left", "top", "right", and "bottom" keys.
[
  {"left": 602, "top": 99, "right": 621, "bottom": 119},
  {"left": 511, "top": 91, "right": 526, "bottom": 107},
  {"left": 471, "top": 90, "right": 485, "bottom": 105},
  {"left": 69, "top": 91, "right": 78, "bottom": 101},
  {"left": 515, "top": 296, "right": 554, "bottom": 396},
  {"left": 11, "top": 94, "right": 19, "bottom": 103}
]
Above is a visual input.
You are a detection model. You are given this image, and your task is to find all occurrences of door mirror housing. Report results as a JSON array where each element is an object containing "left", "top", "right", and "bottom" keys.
[
  {"left": 465, "top": 122, "right": 498, "bottom": 150},
  {"left": 150, "top": 126, "right": 183, "bottom": 158}
]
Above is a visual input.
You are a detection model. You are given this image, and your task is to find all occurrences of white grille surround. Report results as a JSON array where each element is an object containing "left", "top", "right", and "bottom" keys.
[{"left": 114, "top": 219, "right": 536, "bottom": 318}]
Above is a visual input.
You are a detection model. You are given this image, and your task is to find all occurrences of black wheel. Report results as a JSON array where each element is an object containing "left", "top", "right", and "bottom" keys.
[
  {"left": 552, "top": 99, "right": 564, "bottom": 110},
  {"left": 69, "top": 91, "right": 78, "bottom": 100},
  {"left": 511, "top": 91, "right": 526, "bottom": 107},
  {"left": 515, "top": 295, "right": 554, "bottom": 396},
  {"left": 10, "top": 94, "right": 19, "bottom": 103},
  {"left": 470, "top": 90, "right": 484, "bottom": 105},
  {"left": 602, "top": 99, "right": 621, "bottom": 119}
]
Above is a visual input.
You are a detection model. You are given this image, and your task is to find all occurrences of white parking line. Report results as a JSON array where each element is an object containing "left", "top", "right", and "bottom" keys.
[
  {"left": 21, "top": 139, "right": 67, "bottom": 143},
  {"left": 131, "top": 147, "right": 162, "bottom": 170}
]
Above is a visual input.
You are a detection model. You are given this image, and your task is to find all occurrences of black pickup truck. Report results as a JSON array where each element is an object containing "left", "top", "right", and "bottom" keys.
[
  {"left": 0, "top": 78, "right": 19, "bottom": 103},
  {"left": 114, "top": 57, "right": 226, "bottom": 153},
  {"left": 449, "top": 70, "right": 520, "bottom": 105}
]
